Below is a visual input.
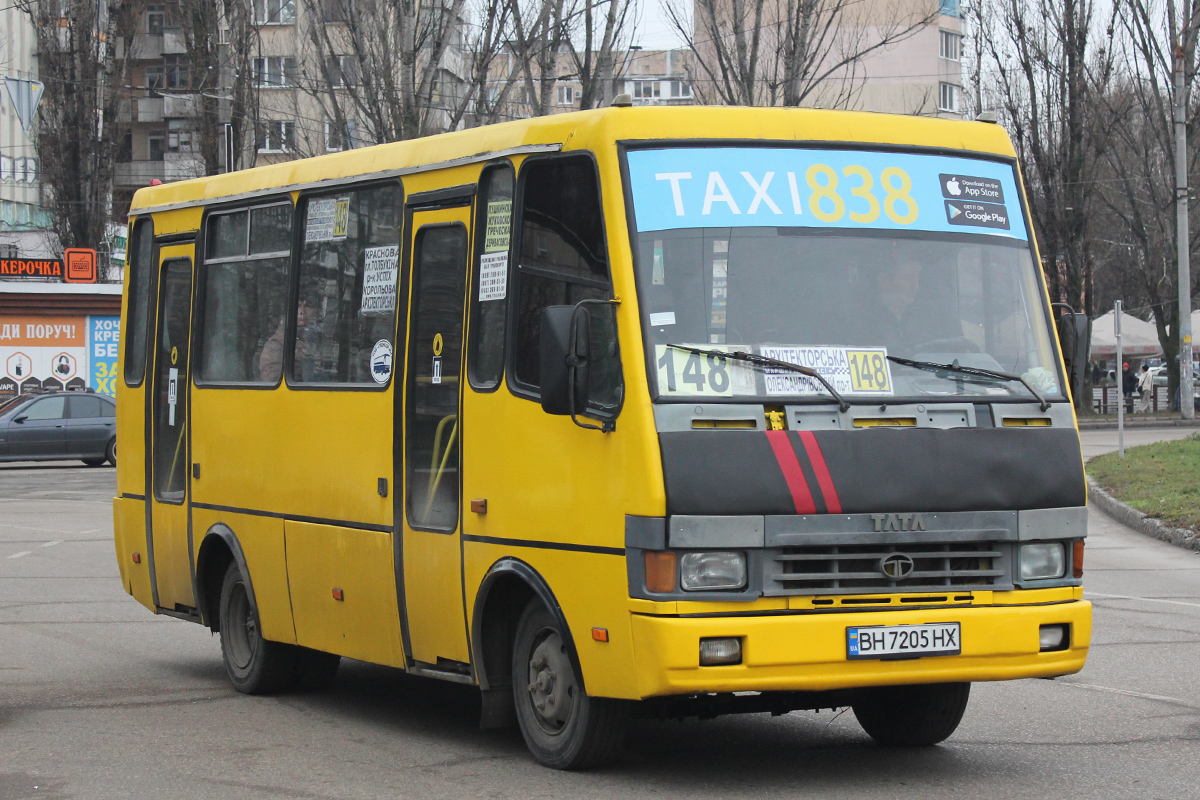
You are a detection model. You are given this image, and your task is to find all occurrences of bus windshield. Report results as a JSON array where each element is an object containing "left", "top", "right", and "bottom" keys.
[{"left": 625, "top": 145, "right": 1064, "bottom": 403}]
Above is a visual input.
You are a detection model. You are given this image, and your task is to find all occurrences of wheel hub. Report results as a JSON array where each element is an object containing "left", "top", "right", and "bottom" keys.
[
  {"left": 527, "top": 630, "right": 575, "bottom": 733},
  {"left": 226, "top": 582, "right": 257, "bottom": 669}
]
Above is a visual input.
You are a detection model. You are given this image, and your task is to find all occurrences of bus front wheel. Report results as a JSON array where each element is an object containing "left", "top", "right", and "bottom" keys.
[
  {"left": 511, "top": 600, "right": 628, "bottom": 769},
  {"left": 852, "top": 682, "right": 971, "bottom": 746},
  {"left": 218, "top": 562, "right": 296, "bottom": 694}
]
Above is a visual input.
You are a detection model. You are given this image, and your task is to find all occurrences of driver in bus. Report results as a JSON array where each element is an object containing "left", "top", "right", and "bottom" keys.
[{"left": 871, "top": 254, "right": 943, "bottom": 355}]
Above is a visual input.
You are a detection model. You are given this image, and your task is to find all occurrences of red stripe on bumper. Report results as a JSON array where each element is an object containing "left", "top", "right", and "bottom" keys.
[
  {"left": 765, "top": 430, "right": 816, "bottom": 514},
  {"left": 798, "top": 430, "right": 842, "bottom": 513}
]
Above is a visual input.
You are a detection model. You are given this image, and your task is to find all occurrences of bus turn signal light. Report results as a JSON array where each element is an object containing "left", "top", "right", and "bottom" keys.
[
  {"left": 591, "top": 627, "right": 609, "bottom": 642},
  {"left": 645, "top": 551, "right": 677, "bottom": 593},
  {"left": 332, "top": 588, "right": 344, "bottom": 601},
  {"left": 131, "top": 552, "right": 140, "bottom": 564},
  {"left": 1073, "top": 540, "right": 1085, "bottom": 578}
]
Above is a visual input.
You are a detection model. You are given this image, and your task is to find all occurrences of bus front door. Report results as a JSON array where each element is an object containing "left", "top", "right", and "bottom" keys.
[
  {"left": 401, "top": 207, "right": 472, "bottom": 669},
  {"left": 147, "top": 251, "right": 196, "bottom": 614}
]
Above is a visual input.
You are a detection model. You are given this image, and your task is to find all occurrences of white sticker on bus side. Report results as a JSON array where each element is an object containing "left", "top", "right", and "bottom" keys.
[
  {"left": 305, "top": 197, "right": 350, "bottom": 242},
  {"left": 361, "top": 245, "right": 399, "bottom": 315},
  {"left": 370, "top": 339, "right": 392, "bottom": 384},
  {"left": 759, "top": 345, "right": 893, "bottom": 396},
  {"left": 654, "top": 344, "right": 756, "bottom": 397},
  {"left": 478, "top": 252, "right": 508, "bottom": 301}
]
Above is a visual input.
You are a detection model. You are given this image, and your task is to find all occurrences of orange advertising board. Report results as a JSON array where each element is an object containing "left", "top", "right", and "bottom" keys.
[
  {"left": 0, "top": 315, "right": 86, "bottom": 346},
  {"left": 63, "top": 248, "right": 98, "bottom": 283}
]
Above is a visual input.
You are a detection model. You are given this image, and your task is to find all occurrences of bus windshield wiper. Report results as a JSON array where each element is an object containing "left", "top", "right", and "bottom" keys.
[
  {"left": 886, "top": 355, "right": 1049, "bottom": 411},
  {"left": 666, "top": 344, "right": 850, "bottom": 411}
]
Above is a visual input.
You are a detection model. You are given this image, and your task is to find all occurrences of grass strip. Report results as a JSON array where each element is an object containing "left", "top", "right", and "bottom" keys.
[{"left": 1088, "top": 433, "right": 1200, "bottom": 533}]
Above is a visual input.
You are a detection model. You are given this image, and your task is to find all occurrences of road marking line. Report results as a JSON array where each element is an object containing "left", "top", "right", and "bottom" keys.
[
  {"left": 40, "top": 540, "right": 61, "bottom": 548},
  {"left": 1088, "top": 592, "right": 1200, "bottom": 609},
  {"left": 1058, "top": 681, "right": 1192, "bottom": 707},
  {"left": 7, "top": 551, "right": 31, "bottom": 559}
]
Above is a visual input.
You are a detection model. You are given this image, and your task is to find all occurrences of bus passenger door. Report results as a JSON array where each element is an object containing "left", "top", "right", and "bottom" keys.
[
  {"left": 148, "top": 252, "right": 196, "bottom": 613},
  {"left": 401, "top": 207, "right": 472, "bottom": 669}
]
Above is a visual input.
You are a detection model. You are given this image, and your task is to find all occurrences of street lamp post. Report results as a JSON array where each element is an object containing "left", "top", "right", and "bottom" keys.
[{"left": 1174, "top": 45, "right": 1194, "bottom": 419}]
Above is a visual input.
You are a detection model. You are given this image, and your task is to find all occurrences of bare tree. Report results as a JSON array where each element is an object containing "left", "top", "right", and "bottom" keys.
[
  {"left": 1088, "top": 0, "right": 1200, "bottom": 406},
  {"left": 17, "top": 0, "right": 137, "bottom": 261},
  {"left": 973, "top": 0, "right": 1118, "bottom": 409},
  {"left": 664, "top": 0, "right": 935, "bottom": 108},
  {"left": 506, "top": 0, "right": 572, "bottom": 117},
  {"left": 173, "top": 0, "right": 262, "bottom": 174},
  {"left": 296, "top": 0, "right": 491, "bottom": 144},
  {"left": 563, "top": 0, "right": 633, "bottom": 109}
]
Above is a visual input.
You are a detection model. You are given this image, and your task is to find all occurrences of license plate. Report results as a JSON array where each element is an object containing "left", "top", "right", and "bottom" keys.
[{"left": 846, "top": 622, "right": 961, "bottom": 660}]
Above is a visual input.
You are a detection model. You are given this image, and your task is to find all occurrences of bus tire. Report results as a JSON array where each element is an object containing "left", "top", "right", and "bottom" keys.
[
  {"left": 852, "top": 682, "right": 970, "bottom": 746},
  {"left": 218, "top": 562, "right": 296, "bottom": 694},
  {"left": 511, "top": 601, "right": 628, "bottom": 769}
]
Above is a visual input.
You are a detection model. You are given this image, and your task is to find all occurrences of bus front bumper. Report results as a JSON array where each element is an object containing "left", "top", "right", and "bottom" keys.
[{"left": 629, "top": 600, "right": 1091, "bottom": 698}]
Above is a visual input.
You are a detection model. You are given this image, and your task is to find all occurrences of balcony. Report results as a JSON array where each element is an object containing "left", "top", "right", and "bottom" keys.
[
  {"left": 163, "top": 94, "right": 200, "bottom": 118},
  {"left": 137, "top": 96, "right": 165, "bottom": 122},
  {"left": 163, "top": 31, "right": 187, "bottom": 55},
  {"left": 114, "top": 160, "right": 166, "bottom": 188},
  {"left": 128, "top": 34, "right": 164, "bottom": 60}
]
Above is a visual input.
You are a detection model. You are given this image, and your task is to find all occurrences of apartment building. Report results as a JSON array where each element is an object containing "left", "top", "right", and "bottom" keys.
[
  {"left": 846, "top": 0, "right": 965, "bottom": 117},
  {"left": 0, "top": 4, "right": 56, "bottom": 260},
  {"left": 112, "top": 0, "right": 471, "bottom": 213},
  {"left": 616, "top": 48, "right": 694, "bottom": 106},
  {"left": 113, "top": 3, "right": 213, "bottom": 216},
  {"left": 480, "top": 47, "right": 694, "bottom": 122},
  {"left": 690, "top": 0, "right": 965, "bottom": 118}
]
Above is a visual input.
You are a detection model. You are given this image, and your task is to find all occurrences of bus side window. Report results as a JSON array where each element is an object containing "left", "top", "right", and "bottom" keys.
[
  {"left": 198, "top": 203, "right": 292, "bottom": 384},
  {"left": 292, "top": 184, "right": 403, "bottom": 385},
  {"left": 511, "top": 156, "right": 610, "bottom": 390},
  {"left": 124, "top": 217, "right": 154, "bottom": 386},
  {"left": 467, "top": 163, "right": 514, "bottom": 390}
]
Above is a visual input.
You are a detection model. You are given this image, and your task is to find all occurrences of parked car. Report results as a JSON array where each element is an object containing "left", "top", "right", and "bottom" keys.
[{"left": 0, "top": 392, "right": 116, "bottom": 466}]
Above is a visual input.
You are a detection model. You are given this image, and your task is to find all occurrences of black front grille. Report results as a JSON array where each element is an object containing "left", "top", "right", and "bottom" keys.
[{"left": 769, "top": 541, "right": 1007, "bottom": 595}]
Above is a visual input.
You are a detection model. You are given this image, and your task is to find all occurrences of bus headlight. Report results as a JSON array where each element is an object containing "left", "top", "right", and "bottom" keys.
[
  {"left": 1020, "top": 543, "right": 1066, "bottom": 580},
  {"left": 680, "top": 552, "right": 747, "bottom": 591}
]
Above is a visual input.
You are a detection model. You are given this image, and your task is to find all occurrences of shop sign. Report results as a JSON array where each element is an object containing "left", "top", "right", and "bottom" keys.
[
  {"left": 0, "top": 248, "right": 99, "bottom": 283},
  {"left": 1, "top": 258, "right": 63, "bottom": 279},
  {"left": 0, "top": 314, "right": 118, "bottom": 396}
]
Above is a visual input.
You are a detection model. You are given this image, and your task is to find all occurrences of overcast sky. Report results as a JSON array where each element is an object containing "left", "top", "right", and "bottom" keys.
[{"left": 630, "top": 0, "right": 687, "bottom": 49}]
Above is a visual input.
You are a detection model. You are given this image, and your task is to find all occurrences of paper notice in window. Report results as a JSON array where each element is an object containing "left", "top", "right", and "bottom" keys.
[
  {"left": 478, "top": 252, "right": 508, "bottom": 301},
  {"left": 306, "top": 196, "right": 350, "bottom": 242},
  {"left": 361, "top": 245, "right": 399, "bottom": 314},
  {"left": 484, "top": 200, "right": 511, "bottom": 252}
]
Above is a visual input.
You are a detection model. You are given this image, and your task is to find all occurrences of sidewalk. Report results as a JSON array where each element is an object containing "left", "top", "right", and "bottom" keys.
[{"left": 1078, "top": 427, "right": 1196, "bottom": 460}]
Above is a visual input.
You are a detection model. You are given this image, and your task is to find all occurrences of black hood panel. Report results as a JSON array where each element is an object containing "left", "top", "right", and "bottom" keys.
[{"left": 659, "top": 428, "right": 1086, "bottom": 516}]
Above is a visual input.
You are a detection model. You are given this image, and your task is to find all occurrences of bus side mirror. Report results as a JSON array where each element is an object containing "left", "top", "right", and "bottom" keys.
[
  {"left": 540, "top": 301, "right": 622, "bottom": 431},
  {"left": 540, "top": 305, "right": 584, "bottom": 416},
  {"left": 1057, "top": 311, "right": 1089, "bottom": 399}
]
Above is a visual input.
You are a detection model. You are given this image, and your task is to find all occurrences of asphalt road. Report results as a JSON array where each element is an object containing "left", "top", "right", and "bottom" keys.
[{"left": 2, "top": 432, "right": 1199, "bottom": 800}]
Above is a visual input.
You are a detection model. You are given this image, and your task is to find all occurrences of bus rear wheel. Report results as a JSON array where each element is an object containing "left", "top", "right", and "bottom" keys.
[
  {"left": 511, "top": 601, "right": 628, "bottom": 769},
  {"left": 218, "top": 562, "right": 297, "bottom": 694},
  {"left": 852, "top": 682, "right": 970, "bottom": 746}
]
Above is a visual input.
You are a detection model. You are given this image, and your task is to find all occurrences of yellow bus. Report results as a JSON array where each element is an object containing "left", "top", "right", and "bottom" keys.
[{"left": 113, "top": 105, "right": 1091, "bottom": 769}]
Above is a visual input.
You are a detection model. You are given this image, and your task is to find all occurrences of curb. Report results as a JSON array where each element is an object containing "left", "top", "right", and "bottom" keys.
[
  {"left": 1087, "top": 476, "right": 1200, "bottom": 552},
  {"left": 1078, "top": 420, "right": 1200, "bottom": 431}
]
